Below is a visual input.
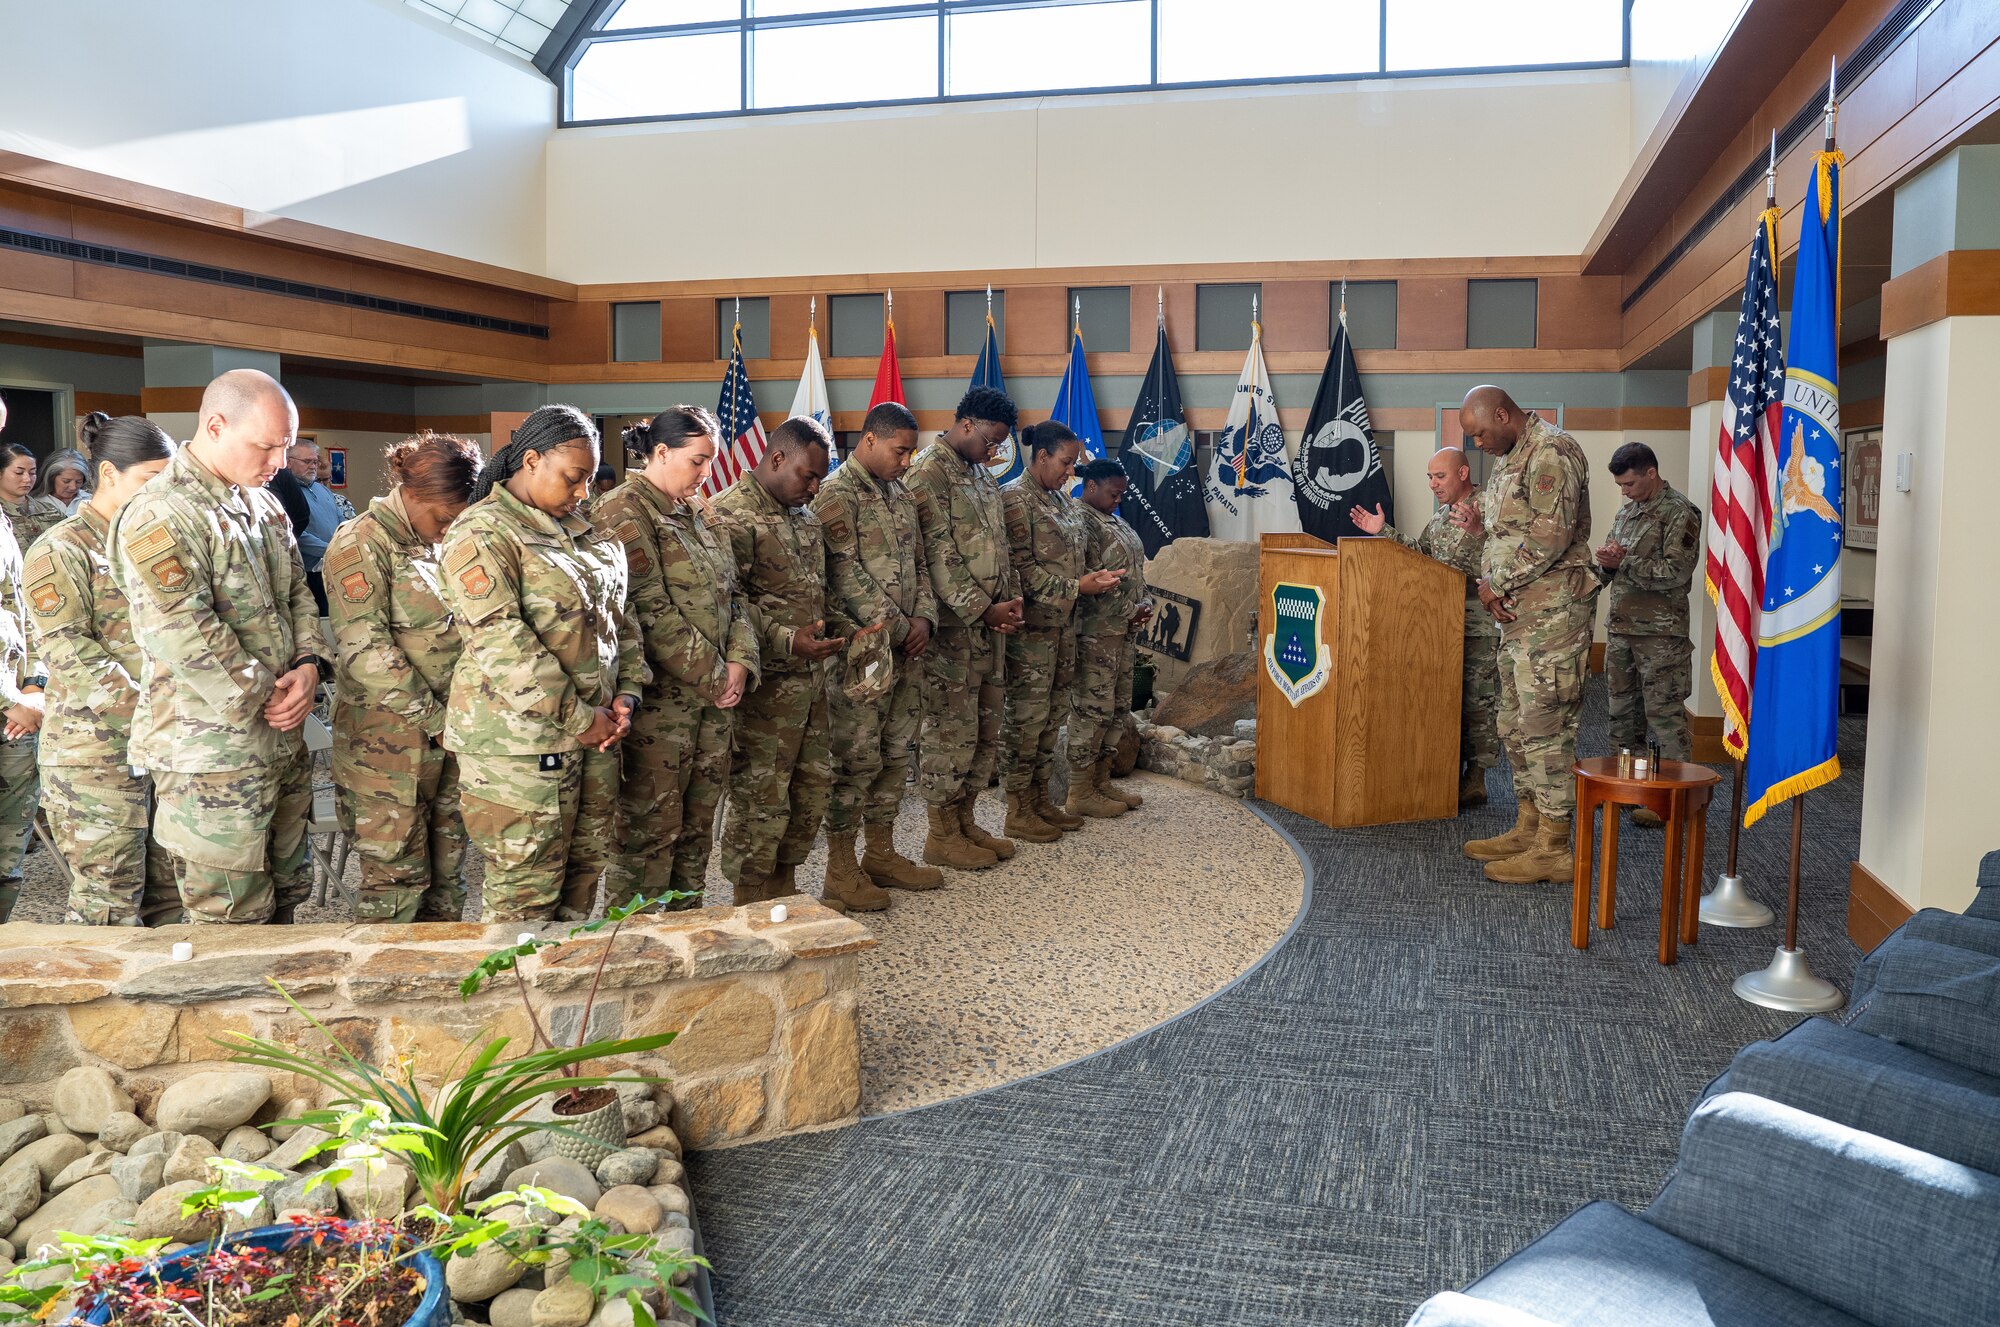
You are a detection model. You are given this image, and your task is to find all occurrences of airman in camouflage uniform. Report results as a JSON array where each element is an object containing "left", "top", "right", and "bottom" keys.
[
  {"left": 111, "top": 372, "right": 329, "bottom": 924},
  {"left": 812, "top": 404, "right": 940, "bottom": 911},
  {"left": 1069, "top": 461, "right": 1151, "bottom": 817},
  {"left": 27, "top": 496, "right": 178, "bottom": 926},
  {"left": 1456, "top": 389, "right": 1596, "bottom": 885},
  {"left": 3, "top": 492, "right": 72, "bottom": 556},
  {"left": 440, "top": 408, "right": 647, "bottom": 923},
  {"left": 906, "top": 390, "right": 1027, "bottom": 870},
  {"left": 1357, "top": 445, "right": 1499, "bottom": 807},
  {"left": 711, "top": 419, "right": 847, "bottom": 904},
  {"left": 596, "top": 414, "right": 761, "bottom": 908},
  {"left": 0, "top": 507, "right": 39, "bottom": 922},
  {"left": 327, "top": 483, "right": 469, "bottom": 923}
]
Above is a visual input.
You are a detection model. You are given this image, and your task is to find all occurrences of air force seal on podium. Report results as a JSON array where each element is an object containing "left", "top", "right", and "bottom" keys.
[{"left": 1265, "top": 581, "right": 1330, "bottom": 707}]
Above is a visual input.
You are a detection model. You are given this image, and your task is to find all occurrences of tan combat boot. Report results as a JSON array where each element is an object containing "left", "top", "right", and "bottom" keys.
[
  {"left": 822, "top": 833, "right": 890, "bottom": 912},
  {"left": 923, "top": 803, "right": 997, "bottom": 870},
  {"left": 770, "top": 862, "right": 799, "bottom": 897},
  {"left": 732, "top": 871, "right": 775, "bottom": 905},
  {"left": 1097, "top": 756, "right": 1142, "bottom": 809},
  {"left": 862, "top": 823, "right": 943, "bottom": 890},
  {"left": 1464, "top": 797, "right": 1539, "bottom": 862},
  {"left": 1004, "top": 791, "right": 1062, "bottom": 843},
  {"left": 1066, "top": 771, "right": 1128, "bottom": 820},
  {"left": 958, "top": 794, "right": 1015, "bottom": 860},
  {"left": 1459, "top": 766, "right": 1489, "bottom": 808},
  {"left": 1484, "top": 815, "right": 1574, "bottom": 885},
  {"left": 1035, "top": 782, "right": 1085, "bottom": 831}
]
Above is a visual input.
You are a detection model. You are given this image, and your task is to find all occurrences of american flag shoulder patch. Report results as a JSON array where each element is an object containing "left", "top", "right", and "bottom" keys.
[{"left": 124, "top": 524, "right": 176, "bottom": 565}]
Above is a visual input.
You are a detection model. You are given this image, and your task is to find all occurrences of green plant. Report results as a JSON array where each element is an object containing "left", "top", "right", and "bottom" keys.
[{"left": 461, "top": 1187, "right": 708, "bottom": 1326}]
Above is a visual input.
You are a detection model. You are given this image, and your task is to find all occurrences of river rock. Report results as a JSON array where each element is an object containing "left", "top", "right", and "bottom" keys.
[
  {"left": 14, "top": 1176, "right": 121, "bottom": 1256},
  {"left": 445, "top": 1204, "right": 535, "bottom": 1302},
  {"left": 0, "top": 1168, "right": 37, "bottom": 1223},
  {"left": 220, "top": 1126, "right": 272, "bottom": 1162},
  {"left": 49, "top": 1151, "right": 117, "bottom": 1193},
  {"left": 111, "top": 1152, "right": 166, "bottom": 1203},
  {"left": 646, "top": 1183, "right": 688, "bottom": 1217},
  {"left": 266, "top": 1098, "right": 317, "bottom": 1142},
  {"left": 1, "top": 1135, "right": 87, "bottom": 1188},
  {"left": 593, "top": 1149, "right": 656, "bottom": 1190},
  {"left": 619, "top": 1098, "right": 659, "bottom": 1135},
  {"left": 1152, "top": 649, "right": 1257, "bottom": 738},
  {"left": 625, "top": 1125, "right": 680, "bottom": 1158},
  {"left": 490, "top": 1287, "right": 540, "bottom": 1327},
  {"left": 503, "top": 1158, "right": 601, "bottom": 1210},
  {"left": 52, "top": 1068, "right": 132, "bottom": 1137},
  {"left": 262, "top": 1124, "right": 333, "bottom": 1172},
  {"left": 0, "top": 1102, "right": 21, "bottom": 1123},
  {"left": 531, "top": 1278, "right": 595, "bottom": 1327},
  {"left": 334, "top": 1162, "right": 414, "bottom": 1220},
  {"left": 96, "top": 1112, "right": 151, "bottom": 1153},
  {"left": 161, "top": 1134, "right": 221, "bottom": 1185},
  {"left": 466, "top": 1140, "right": 525, "bottom": 1206},
  {"left": 648, "top": 1155, "right": 683, "bottom": 1187},
  {"left": 0, "top": 1115, "right": 45, "bottom": 1164},
  {"left": 132, "top": 1180, "right": 220, "bottom": 1244},
  {"left": 267, "top": 1170, "right": 335, "bottom": 1218},
  {"left": 155, "top": 1072, "right": 272, "bottom": 1137},
  {"left": 587, "top": 1297, "right": 637, "bottom": 1327},
  {"left": 128, "top": 1130, "right": 184, "bottom": 1160},
  {"left": 592, "top": 1186, "right": 660, "bottom": 1235}
]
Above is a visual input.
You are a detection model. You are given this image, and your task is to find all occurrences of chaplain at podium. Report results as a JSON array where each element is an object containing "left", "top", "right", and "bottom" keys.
[
  {"left": 1448, "top": 386, "right": 1595, "bottom": 886},
  {"left": 1349, "top": 445, "right": 1498, "bottom": 809}
]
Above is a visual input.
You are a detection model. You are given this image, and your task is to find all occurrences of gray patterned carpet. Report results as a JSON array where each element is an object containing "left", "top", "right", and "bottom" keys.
[{"left": 689, "top": 684, "right": 1866, "bottom": 1326}]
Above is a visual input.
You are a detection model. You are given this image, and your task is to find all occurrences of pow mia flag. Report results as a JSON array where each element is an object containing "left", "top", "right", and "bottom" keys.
[
  {"left": 1119, "top": 321, "right": 1210, "bottom": 557},
  {"left": 1293, "top": 318, "right": 1392, "bottom": 541}
]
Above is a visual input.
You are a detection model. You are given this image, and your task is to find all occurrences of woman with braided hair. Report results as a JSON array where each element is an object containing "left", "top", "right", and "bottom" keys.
[{"left": 438, "top": 406, "right": 650, "bottom": 922}]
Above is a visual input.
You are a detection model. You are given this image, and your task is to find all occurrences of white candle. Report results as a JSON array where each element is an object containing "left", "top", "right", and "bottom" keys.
[
  {"left": 770, "top": 904, "right": 789, "bottom": 923},
  {"left": 517, "top": 932, "right": 536, "bottom": 947},
  {"left": 170, "top": 941, "right": 193, "bottom": 962}
]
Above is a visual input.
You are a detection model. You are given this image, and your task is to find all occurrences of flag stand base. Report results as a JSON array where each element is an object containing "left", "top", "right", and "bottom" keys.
[
  {"left": 1733, "top": 945, "right": 1845, "bottom": 1013},
  {"left": 1700, "top": 874, "right": 1776, "bottom": 929}
]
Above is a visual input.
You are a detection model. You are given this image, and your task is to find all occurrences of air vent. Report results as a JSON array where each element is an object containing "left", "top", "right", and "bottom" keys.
[
  {"left": 1622, "top": 0, "right": 1942, "bottom": 314},
  {"left": 0, "top": 227, "right": 549, "bottom": 340}
]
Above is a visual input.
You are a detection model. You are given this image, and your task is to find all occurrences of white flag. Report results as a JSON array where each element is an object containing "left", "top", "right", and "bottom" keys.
[
  {"left": 790, "top": 324, "right": 835, "bottom": 470},
  {"left": 1204, "top": 322, "right": 1301, "bottom": 541}
]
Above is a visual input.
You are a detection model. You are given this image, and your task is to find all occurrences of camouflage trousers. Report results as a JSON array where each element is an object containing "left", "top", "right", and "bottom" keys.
[
  {"left": 721, "top": 671, "right": 830, "bottom": 885},
  {"left": 1003, "top": 619, "right": 1078, "bottom": 792},
  {"left": 606, "top": 687, "right": 735, "bottom": 906},
  {"left": 460, "top": 746, "right": 618, "bottom": 923},
  {"left": 826, "top": 659, "right": 921, "bottom": 836},
  {"left": 1462, "top": 633, "right": 1502, "bottom": 773},
  {"left": 152, "top": 743, "right": 311, "bottom": 925},
  {"left": 919, "top": 616, "right": 1005, "bottom": 808},
  {"left": 335, "top": 741, "right": 466, "bottom": 923},
  {"left": 1067, "top": 629, "right": 1132, "bottom": 776},
  {"left": 1606, "top": 632, "right": 1693, "bottom": 760},
  {"left": 1495, "top": 609, "right": 1592, "bottom": 820},
  {"left": 0, "top": 736, "right": 36, "bottom": 921},
  {"left": 42, "top": 761, "right": 177, "bottom": 926}
]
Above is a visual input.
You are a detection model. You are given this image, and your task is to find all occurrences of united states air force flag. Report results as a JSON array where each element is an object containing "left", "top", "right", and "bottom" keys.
[
  {"left": 1743, "top": 148, "right": 1845, "bottom": 828},
  {"left": 971, "top": 314, "right": 1023, "bottom": 485},
  {"left": 1049, "top": 325, "right": 1106, "bottom": 497},
  {"left": 1205, "top": 316, "right": 1301, "bottom": 541}
]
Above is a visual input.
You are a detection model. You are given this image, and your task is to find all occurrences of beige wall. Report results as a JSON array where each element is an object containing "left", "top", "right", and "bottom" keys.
[
  {"left": 545, "top": 70, "right": 1633, "bottom": 283},
  {"left": 0, "top": 0, "right": 553, "bottom": 273},
  {"left": 1626, "top": 0, "right": 1746, "bottom": 159}
]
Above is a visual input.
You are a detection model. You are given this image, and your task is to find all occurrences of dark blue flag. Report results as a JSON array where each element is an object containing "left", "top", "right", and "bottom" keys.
[{"left": 1119, "top": 323, "right": 1207, "bottom": 556}]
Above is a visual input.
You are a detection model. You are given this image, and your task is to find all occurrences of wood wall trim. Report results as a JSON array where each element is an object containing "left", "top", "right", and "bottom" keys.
[
  {"left": 74, "top": 391, "right": 141, "bottom": 416},
  {"left": 1848, "top": 858, "right": 1915, "bottom": 952},
  {"left": 1688, "top": 366, "right": 1730, "bottom": 406},
  {"left": 1879, "top": 249, "right": 2000, "bottom": 339},
  {"left": 1846, "top": 396, "right": 1883, "bottom": 428},
  {"left": 139, "top": 386, "right": 202, "bottom": 413},
  {"left": 0, "top": 327, "right": 142, "bottom": 359}
]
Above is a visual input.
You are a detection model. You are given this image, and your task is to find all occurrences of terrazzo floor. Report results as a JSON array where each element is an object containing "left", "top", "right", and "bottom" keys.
[{"left": 7, "top": 769, "right": 1305, "bottom": 1116}]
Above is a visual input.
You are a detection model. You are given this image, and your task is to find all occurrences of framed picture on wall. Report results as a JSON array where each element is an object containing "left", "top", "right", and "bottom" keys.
[
  {"left": 326, "top": 447, "right": 347, "bottom": 490},
  {"left": 1842, "top": 426, "right": 1880, "bottom": 551}
]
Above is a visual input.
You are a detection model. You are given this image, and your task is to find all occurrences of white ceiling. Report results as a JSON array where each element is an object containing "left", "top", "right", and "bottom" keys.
[{"left": 401, "top": 0, "right": 575, "bottom": 62}]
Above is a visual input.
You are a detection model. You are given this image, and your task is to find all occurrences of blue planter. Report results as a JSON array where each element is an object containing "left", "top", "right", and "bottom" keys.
[{"left": 79, "top": 1223, "right": 447, "bottom": 1327}]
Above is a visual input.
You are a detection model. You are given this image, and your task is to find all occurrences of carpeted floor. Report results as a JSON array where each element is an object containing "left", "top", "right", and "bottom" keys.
[{"left": 688, "top": 683, "right": 1866, "bottom": 1326}]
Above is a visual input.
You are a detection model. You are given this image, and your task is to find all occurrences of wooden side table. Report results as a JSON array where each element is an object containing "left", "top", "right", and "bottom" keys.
[{"left": 1572, "top": 757, "right": 1723, "bottom": 965}]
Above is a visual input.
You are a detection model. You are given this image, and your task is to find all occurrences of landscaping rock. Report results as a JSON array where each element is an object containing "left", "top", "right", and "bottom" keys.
[
  {"left": 0, "top": 1134, "right": 86, "bottom": 1188},
  {"left": 267, "top": 1097, "right": 316, "bottom": 1142},
  {"left": 649, "top": 1155, "right": 684, "bottom": 1187},
  {"left": 221, "top": 1195, "right": 272, "bottom": 1233},
  {"left": 593, "top": 1186, "right": 660, "bottom": 1235},
  {"left": 619, "top": 1098, "right": 659, "bottom": 1135},
  {"left": 504, "top": 1158, "right": 601, "bottom": 1210},
  {"left": 262, "top": 1124, "right": 332, "bottom": 1173},
  {"left": 587, "top": 1297, "right": 637, "bottom": 1327},
  {"left": 220, "top": 1125, "right": 272, "bottom": 1162},
  {"left": 334, "top": 1162, "right": 413, "bottom": 1220},
  {"left": 265, "top": 1169, "right": 337, "bottom": 1218},
  {"left": 0, "top": 1102, "right": 21, "bottom": 1123},
  {"left": 127, "top": 1130, "right": 183, "bottom": 1160},
  {"left": 0, "top": 1115, "right": 45, "bottom": 1163},
  {"left": 161, "top": 1134, "right": 221, "bottom": 1185},
  {"left": 465, "top": 1140, "right": 526, "bottom": 1206},
  {"left": 49, "top": 1151, "right": 117, "bottom": 1193},
  {"left": 490, "top": 1287, "right": 540, "bottom": 1327},
  {"left": 13, "top": 1177, "right": 123, "bottom": 1256},
  {"left": 647, "top": 1183, "right": 688, "bottom": 1217},
  {"left": 155, "top": 1072, "right": 271, "bottom": 1137},
  {"left": 97, "top": 1112, "right": 151, "bottom": 1153},
  {"left": 593, "top": 1149, "right": 656, "bottom": 1190},
  {"left": 132, "top": 1180, "right": 220, "bottom": 1244},
  {"left": 626, "top": 1125, "right": 680, "bottom": 1157},
  {"left": 0, "top": 1168, "right": 37, "bottom": 1224},
  {"left": 111, "top": 1152, "right": 165, "bottom": 1203},
  {"left": 52, "top": 1068, "right": 131, "bottom": 1136},
  {"left": 531, "top": 1278, "right": 595, "bottom": 1327},
  {"left": 445, "top": 1205, "right": 534, "bottom": 1302},
  {"left": 658, "top": 1210, "right": 689, "bottom": 1232}
]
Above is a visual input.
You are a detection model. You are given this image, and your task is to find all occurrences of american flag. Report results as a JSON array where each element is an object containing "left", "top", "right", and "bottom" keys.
[
  {"left": 704, "top": 328, "right": 767, "bottom": 499},
  {"left": 1705, "top": 207, "right": 1785, "bottom": 760}
]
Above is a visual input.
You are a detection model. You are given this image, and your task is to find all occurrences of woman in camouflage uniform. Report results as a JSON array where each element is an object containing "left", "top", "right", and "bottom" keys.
[
  {"left": 326, "top": 432, "right": 481, "bottom": 922},
  {"left": 1067, "top": 459, "right": 1151, "bottom": 818},
  {"left": 0, "top": 444, "right": 71, "bottom": 551},
  {"left": 1000, "top": 422, "right": 1127, "bottom": 841},
  {"left": 439, "top": 406, "right": 648, "bottom": 923},
  {"left": 596, "top": 406, "right": 760, "bottom": 908},
  {"left": 22, "top": 413, "right": 176, "bottom": 925}
]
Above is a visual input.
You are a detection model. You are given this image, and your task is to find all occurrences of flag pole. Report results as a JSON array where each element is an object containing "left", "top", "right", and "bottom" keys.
[{"left": 1732, "top": 67, "right": 1844, "bottom": 1013}]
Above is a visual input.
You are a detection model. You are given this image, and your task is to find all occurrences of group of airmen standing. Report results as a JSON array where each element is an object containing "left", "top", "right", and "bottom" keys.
[{"left": 0, "top": 369, "right": 1153, "bottom": 928}]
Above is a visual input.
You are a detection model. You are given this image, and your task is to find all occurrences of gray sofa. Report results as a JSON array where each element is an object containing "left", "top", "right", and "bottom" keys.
[{"left": 1407, "top": 850, "right": 2000, "bottom": 1327}]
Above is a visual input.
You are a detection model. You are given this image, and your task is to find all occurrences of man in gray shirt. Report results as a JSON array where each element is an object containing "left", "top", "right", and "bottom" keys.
[{"left": 285, "top": 440, "right": 343, "bottom": 615}]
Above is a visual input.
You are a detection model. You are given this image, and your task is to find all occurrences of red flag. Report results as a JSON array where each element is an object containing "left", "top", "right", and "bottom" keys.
[{"left": 868, "top": 315, "right": 904, "bottom": 409}]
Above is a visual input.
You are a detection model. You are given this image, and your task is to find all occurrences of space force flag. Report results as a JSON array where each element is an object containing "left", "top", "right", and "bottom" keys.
[
  {"left": 791, "top": 319, "right": 834, "bottom": 469},
  {"left": 971, "top": 313, "right": 1023, "bottom": 485},
  {"left": 1293, "top": 314, "right": 1391, "bottom": 540},
  {"left": 1049, "top": 324, "right": 1106, "bottom": 495},
  {"left": 1205, "top": 313, "right": 1300, "bottom": 541},
  {"left": 1119, "top": 321, "right": 1208, "bottom": 556},
  {"left": 1742, "top": 148, "right": 1845, "bottom": 828}
]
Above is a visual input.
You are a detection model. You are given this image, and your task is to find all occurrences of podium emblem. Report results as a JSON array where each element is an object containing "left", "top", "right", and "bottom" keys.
[{"left": 1265, "top": 581, "right": 1330, "bottom": 707}]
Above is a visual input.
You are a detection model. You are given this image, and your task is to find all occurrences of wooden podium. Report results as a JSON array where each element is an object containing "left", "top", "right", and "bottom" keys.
[{"left": 1254, "top": 533, "right": 1464, "bottom": 828}]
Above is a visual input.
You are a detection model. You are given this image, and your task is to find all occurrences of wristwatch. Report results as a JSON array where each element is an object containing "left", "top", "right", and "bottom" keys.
[{"left": 290, "top": 653, "right": 333, "bottom": 680}]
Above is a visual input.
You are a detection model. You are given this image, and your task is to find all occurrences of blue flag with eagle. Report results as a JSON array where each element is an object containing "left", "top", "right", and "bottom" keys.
[
  {"left": 1119, "top": 321, "right": 1208, "bottom": 555},
  {"left": 1050, "top": 324, "right": 1106, "bottom": 497},
  {"left": 1205, "top": 314, "right": 1300, "bottom": 540},
  {"left": 1742, "top": 147, "right": 1844, "bottom": 827},
  {"left": 971, "top": 314, "right": 1023, "bottom": 486}
]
